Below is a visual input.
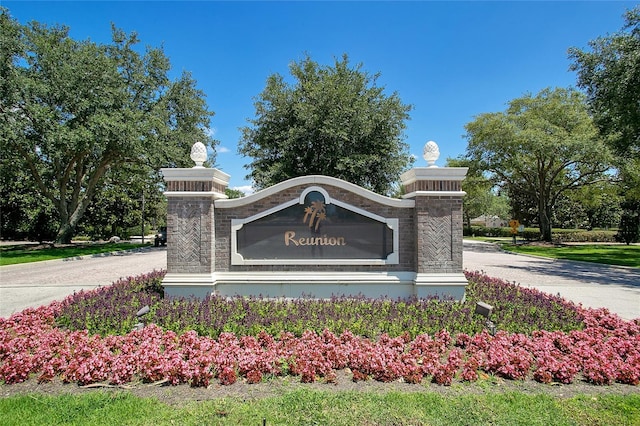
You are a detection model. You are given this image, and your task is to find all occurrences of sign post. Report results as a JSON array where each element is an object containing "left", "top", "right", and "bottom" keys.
[{"left": 509, "top": 219, "right": 520, "bottom": 244}]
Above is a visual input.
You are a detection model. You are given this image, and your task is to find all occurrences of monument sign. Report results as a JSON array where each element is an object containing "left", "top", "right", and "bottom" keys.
[{"left": 161, "top": 141, "right": 468, "bottom": 300}]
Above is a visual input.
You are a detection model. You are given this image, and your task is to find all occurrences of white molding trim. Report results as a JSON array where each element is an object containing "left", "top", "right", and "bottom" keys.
[
  {"left": 402, "top": 191, "right": 466, "bottom": 199},
  {"left": 400, "top": 167, "right": 468, "bottom": 186},
  {"left": 161, "top": 272, "right": 468, "bottom": 301},
  {"left": 414, "top": 273, "right": 469, "bottom": 286},
  {"left": 215, "top": 175, "right": 414, "bottom": 209},
  {"left": 230, "top": 256, "right": 395, "bottom": 266},
  {"left": 162, "top": 272, "right": 469, "bottom": 286},
  {"left": 162, "top": 273, "right": 215, "bottom": 285},
  {"left": 163, "top": 191, "right": 228, "bottom": 199},
  {"left": 161, "top": 167, "right": 231, "bottom": 184},
  {"left": 213, "top": 271, "right": 417, "bottom": 285},
  {"left": 299, "top": 186, "right": 332, "bottom": 204}
]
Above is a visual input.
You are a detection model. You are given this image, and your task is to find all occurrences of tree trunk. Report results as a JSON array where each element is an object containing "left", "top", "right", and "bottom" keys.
[
  {"left": 52, "top": 159, "right": 110, "bottom": 244},
  {"left": 464, "top": 211, "right": 472, "bottom": 235},
  {"left": 538, "top": 200, "right": 553, "bottom": 242},
  {"left": 54, "top": 192, "right": 93, "bottom": 244},
  {"left": 55, "top": 222, "right": 75, "bottom": 244}
]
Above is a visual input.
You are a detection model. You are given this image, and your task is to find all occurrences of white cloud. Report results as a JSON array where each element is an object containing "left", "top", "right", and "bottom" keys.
[
  {"left": 204, "top": 127, "right": 217, "bottom": 138},
  {"left": 217, "top": 146, "right": 231, "bottom": 154},
  {"left": 233, "top": 185, "right": 255, "bottom": 196}
]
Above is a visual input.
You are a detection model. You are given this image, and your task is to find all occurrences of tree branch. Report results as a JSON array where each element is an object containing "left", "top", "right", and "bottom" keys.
[{"left": 13, "top": 143, "right": 53, "bottom": 201}]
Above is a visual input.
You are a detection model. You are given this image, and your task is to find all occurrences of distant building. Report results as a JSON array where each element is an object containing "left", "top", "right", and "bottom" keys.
[{"left": 470, "top": 215, "right": 507, "bottom": 228}]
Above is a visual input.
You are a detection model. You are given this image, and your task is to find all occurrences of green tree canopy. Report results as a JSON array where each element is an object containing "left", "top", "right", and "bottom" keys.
[
  {"left": 569, "top": 6, "right": 640, "bottom": 159},
  {"left": 569, "top": 6, "right": 640, "bottom": 242},
  {"left": 447, "top": 157, "right": 510, "bottom": 230},
  {"left": 553, "top": 180, "right": 621, "bottom": 230},
  {"left": 464, "top": 87, "right": 612, "bottom": 241},
  {"left": 0, "top": 10, "right": 216, "bottom": 243},
  {"left": 239, "top": 54, "right": 413, "bottom": 195}
]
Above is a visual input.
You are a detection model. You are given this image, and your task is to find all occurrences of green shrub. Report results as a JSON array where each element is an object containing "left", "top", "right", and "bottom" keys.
[
  {"left": 520, "top": 228, "right": 541, "bottom": 241},
  {"left": 465, "top": 226, "right": 541, "bottom": 241},
  {"left": 617, "top": 211, "right": 640, "bottom": 245},
  {"left": 552, "top": 230, "right": 617, "bottom": 243},
  {"left": 467, "top": 226, "right": 618, "bottom": 243},
  {"left": 465, "top": 226, "right": 512, "bottom": 238}
]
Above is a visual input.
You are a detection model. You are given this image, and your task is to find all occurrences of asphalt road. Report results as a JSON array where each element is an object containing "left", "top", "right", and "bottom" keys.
[
  {"left": 0, "top": 247, "right": 167, "bottom": 318},
  {"left": 463, "top": 240, "right": 640, "bottom": 320},
  {"left": 0, "top": 242, "right": 638, "bottom": 320}
]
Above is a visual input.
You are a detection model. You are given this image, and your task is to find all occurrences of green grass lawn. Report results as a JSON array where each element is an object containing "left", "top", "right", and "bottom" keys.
[
  {"left": 498, "top": 243, "right": 640, "bottom": 268},
  {"left": 0, "top": 243, "right": 151, "bottom": 266},
  {"left": 1, "top": 390, "right": 638, "bottom": 426}
]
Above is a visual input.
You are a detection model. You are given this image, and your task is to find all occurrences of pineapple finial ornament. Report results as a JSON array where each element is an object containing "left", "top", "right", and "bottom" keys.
[
  {"left": 190, "top": 142, "right": 207, "bottom": 168},
  {"left": 423, "top": 141, "right": 440, "bottom": 167}
]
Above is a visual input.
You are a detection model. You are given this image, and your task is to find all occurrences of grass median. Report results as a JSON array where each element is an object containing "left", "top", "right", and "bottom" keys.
[
  {"left": 497, "top": 243, "right": 640, "bottom": 268},
  {"left": 1, "top": 390, "right": 638, "bottom": 426},
  {"left": 0, "top": 242, "right": 152, "bottom": 266}
]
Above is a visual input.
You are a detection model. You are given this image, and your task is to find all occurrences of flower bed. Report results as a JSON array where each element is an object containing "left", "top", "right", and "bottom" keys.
[
  {"left": 1, "top": 273, "right": 638, "bottom": 387},
  {"left": 54, "top": 271, "right": 585, "bottom": 338}
]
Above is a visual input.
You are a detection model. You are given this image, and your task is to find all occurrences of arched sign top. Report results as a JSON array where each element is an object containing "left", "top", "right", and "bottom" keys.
[
  {"left": 299, "top": 186, "right": 331, "bottom": 205},
  {"left": 230, "top": 183, "right": 400, "bottom": 266},
  {"left": 215, "top": 175, "right": 414, "bottom": 209}
]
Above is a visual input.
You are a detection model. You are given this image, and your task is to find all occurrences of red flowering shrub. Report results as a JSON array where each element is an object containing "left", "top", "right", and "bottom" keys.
[
  {"left": 432, "top": 349, "right": 462, "bottom": 385},
  {"left": 531, "top": 337, "right": 580, "bottom": 385},
  {"left": 461, "top": 354, "right": 481, "bottom": 382},
  {"left": 617, "top": 354, "right": 640, "bottom": 385},
  {"left": 218, "top": 366, "right": 237, "bottom": 385},
  {"left": 1, "top": 289, "right": 639, "bottom": 388}
]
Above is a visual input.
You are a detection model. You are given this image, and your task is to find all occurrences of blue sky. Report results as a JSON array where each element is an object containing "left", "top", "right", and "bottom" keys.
[{"left": 4, "top": 1, "right": 636, "bottom": 193}]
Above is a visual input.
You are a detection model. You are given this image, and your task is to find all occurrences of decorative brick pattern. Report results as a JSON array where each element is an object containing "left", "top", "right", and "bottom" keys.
[
  {"left": 413, "top": 196, "right": 464, "bottom": 274},
  {"left": 427, "top": 212, "right": 452, "bottom": 261},
  {"left": 404, "top": 180, "right": 461, "bottom": 193},
  {"left": 176, "top": 204, "right": 202, "bottom": 265},
  {"left": 166, "top": 195, "right": 214, "bottom": 274}
]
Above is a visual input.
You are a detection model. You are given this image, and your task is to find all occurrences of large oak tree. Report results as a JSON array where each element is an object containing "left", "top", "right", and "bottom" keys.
[
  {"left": 0, "top": 10, "right": 215, "bottom": 243},
  {"left": 569, "top": 6, "right": 640, "bottom": 242},
  {"left": 239, "top": 54, "right": 413, "bottom": 195},
  {"left": 464, "top": 87, "right": 612, "bottom": 241},
  {"left": 446, "top": 157, "right": 510, "bottom": 231},
  {"left": 569, "top": 7, "right": 640, "bottom": 163}
]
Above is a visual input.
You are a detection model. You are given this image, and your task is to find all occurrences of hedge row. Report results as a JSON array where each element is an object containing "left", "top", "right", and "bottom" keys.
[{"left": 465, "top": 226, "right": 618, "bottom": 243}]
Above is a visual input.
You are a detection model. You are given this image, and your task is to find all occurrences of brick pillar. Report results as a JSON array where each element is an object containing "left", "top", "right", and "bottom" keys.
[
  {"left": 160, "top": 167, "right": 229, "bottom": 298},
  {"left": 401, "top": 165, "right": 468, "bottom": 300}
]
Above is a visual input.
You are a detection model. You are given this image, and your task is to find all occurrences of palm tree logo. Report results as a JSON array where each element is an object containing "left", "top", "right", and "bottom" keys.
[{"left": 303, "top": 200, "right": 326, "bottom": 231}]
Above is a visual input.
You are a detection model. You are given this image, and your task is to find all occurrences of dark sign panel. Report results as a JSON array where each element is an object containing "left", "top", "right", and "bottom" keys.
[{"left": 234, "top": 191, "right": 395, "bottom": 262}]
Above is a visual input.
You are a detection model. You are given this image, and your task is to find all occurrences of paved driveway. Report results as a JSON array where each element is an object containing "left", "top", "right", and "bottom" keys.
[
  {"left": 0, "top": 247, "right": 167, "bottom": 318},
  {"left": 463, "top": 240, "right": 640, "bottom": 320},
  {"left": 1, "top": 242, "right": 638, "bottom": 320}
]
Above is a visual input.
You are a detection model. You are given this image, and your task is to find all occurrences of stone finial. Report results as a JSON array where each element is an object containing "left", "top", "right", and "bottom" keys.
[
  {"left": 423, "top": 141, "right": 440, "bottom": 167},
  {"left": 190, "top": 142, "right": 207, "bottom": 168}
]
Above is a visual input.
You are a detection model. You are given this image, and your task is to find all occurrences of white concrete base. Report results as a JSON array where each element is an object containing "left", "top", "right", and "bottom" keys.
[
  {"left": 162, "top": 273, "right": 216, "bottom": 299},
  {"left": 414, "top": 273, "right": 469, "bottom": 301},
  {"left": 162, "top": 272, "right": 468, "bottom": 301}
]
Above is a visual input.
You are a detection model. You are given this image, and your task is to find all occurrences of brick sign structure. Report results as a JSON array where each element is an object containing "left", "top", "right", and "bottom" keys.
[{"left": 161, "top": 141, "right": 468, "bottom": 300}]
